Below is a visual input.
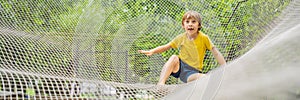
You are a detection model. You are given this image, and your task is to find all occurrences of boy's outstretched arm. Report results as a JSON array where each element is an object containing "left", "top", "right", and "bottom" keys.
[
  {"left": 138, "top": 44, "right": 172, "bottom": 56},
  {"left": 211, "top": 47, "right": 226, "bottom": 66}
]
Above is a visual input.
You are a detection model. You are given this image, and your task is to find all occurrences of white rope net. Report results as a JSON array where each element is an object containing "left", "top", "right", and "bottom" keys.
[
  {"left": 0, "top": 0, "right": 297, "bottom": 99},
  {"left": 168, "top": 0, "right": 300, "bottom": 99}
]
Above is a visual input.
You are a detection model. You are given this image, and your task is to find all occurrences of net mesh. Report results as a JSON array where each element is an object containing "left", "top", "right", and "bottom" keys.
[{"left": 0, "top": 0, "right": 295, "bottom": 99}]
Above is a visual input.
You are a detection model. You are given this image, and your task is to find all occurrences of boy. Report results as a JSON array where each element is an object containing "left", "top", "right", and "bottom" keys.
[{"left": 138, "top": 10, "right": 226, "bottom": 85}]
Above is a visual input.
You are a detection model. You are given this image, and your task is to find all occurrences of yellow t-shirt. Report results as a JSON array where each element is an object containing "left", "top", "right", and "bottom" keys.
[{"left": 169, "top": 31, "right": 214, "bottom": 71}]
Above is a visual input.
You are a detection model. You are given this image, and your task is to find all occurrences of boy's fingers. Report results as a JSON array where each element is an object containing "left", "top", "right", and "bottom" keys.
[
  {"left": 138, "top": 50, "right": 152, "bottom": 56},
  {"left": 138, "top": 50, "right": 143, "bottom": 53},
  {"left": 138, "top": 50, "right": 147, "bottom": 54}
]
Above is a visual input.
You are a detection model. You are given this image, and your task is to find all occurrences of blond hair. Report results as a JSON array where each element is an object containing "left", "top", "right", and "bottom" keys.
[{"left": 181, "top": 11, "right": 202, "bottom": 30}]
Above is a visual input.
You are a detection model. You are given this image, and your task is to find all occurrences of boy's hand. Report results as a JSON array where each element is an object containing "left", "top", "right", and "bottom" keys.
[{"left": 138, "top": 50, "right": 153, "bottom": 56}]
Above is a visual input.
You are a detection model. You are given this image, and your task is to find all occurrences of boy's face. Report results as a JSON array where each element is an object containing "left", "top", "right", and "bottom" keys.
[{"left": 183, "top": 17, "right": 200, "bottom": 35}]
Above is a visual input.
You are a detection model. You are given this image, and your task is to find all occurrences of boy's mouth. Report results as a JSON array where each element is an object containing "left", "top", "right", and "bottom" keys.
[{"left": 187, "top": 28, "right": 194, "bottom": 30}]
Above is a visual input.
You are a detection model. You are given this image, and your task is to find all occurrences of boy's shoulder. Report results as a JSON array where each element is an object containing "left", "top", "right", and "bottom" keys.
[
  {"left": 174, "top": 32, "right": 210, "bottom": 40},
  {"left": 198, "top": 31, "right": 208, "bottom": 36},
  {"left": 198, "top": 31, "right": 210, "bottom": 39}
]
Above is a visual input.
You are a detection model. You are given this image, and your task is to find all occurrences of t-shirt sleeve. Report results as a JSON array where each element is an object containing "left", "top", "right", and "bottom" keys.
[
  {"left": 169, "top": 34, "right": 182, "bottom": 49},
  {"left": 205, "top": 36, "right": 214, "bottom": 50}
]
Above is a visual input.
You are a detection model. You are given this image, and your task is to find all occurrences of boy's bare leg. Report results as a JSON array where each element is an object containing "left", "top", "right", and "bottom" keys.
[
  {"left": 157, "top": 55, "right": 180, "bottom": 85},
  {"left": 187, "top": 73, "right": 205, "bottom": 82}
]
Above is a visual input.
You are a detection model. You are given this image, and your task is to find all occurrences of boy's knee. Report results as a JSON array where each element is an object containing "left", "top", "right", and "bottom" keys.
[
  {"left": 169, "top": 55, "right": 179, "bottom": 64},
  {"left": 198, "top": 74, "right": 205, "bottom": 78},
  {"left": 187, "top": 73, "right": 205, "bottom": 82}
]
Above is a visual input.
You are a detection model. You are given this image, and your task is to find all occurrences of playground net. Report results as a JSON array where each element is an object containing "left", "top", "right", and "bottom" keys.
[{"left": 0, "top": 0, "right": 296, "bottom": 99}]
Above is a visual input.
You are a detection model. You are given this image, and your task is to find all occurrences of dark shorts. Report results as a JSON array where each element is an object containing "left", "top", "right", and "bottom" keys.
[{"left": 170, "top": 59, "right": 202, "bottom": 83}]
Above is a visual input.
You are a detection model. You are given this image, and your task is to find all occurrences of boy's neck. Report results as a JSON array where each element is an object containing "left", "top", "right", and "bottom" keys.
[{"left": 187, "top": 31, "right": 199, "bottom": 40}]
